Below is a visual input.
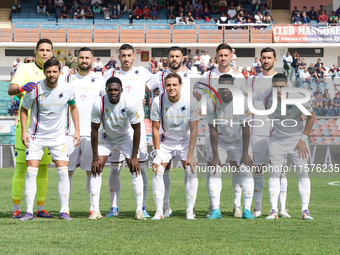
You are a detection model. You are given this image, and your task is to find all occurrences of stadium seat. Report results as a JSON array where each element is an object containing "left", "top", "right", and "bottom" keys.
[
  {"left": 322, "top": 128, "right": 330, "bottom": 136},
  {"left": 316, "top": 137, "right": 325, "bottom": 144},
  {"left": 67, "top": 24, "right": 93, "bottom": 43},
  {"left": 250, "top": 30, "right": 273, "bottom": 43},
  {"left": 312, "top": 123, "right": 319, "bottom": 130},
  {"left": 93, "top": 24, "right": 119, "bottom": 43},
  {"left": 13, "top": 23, "right": 39, "bottom": 42},
  {"left": 172, "top": 24, "right": 197, "bottom": 43},
  {"left": 334, "top": 137, "right": 340, "bottom": 144},
  {"left": 198, "top": 25, "right": 223, "bottom": 43},
  {"left": 120, "top": 24, "right": 145, "bottom": 43},
  {"left": 309, "top": 137, "right": 317, "bottom": 144},
  {"left": 224, "top": 30, "right": 248, "bottom": 43},
  {"left": 146, "top": 25, "right": 171, "bottom": 43},
  {"left": 41, "top": 23, "right": 66, "bottom": 43},
  {"left": 324, "top": 137, "right": 333, "bottom": 144}
]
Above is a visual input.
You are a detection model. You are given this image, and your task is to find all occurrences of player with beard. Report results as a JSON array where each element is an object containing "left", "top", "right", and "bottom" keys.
[
  {"left": 103, "top": 44, "right": 153, "bottom": 218},
  {"left": 64, "top": 47, "right": 106, "bottom": 219},
  {"left": 146, "top": 46, "right": 200, "bottom": 218}
]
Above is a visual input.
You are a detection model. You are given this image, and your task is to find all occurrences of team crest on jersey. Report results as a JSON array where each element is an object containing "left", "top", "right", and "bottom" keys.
[
  {"left": 113, "top": 125, "right": 119, "bottom": 131},
  {"left": 181, "top": 105, "right": 186, "bottom": 112},
  {"left": 91, "top": 78, "right": 95, "bottom": 83},
  {"left": 172, "top": 124, "right": 180, "bottom": 130},
  {"left": 105, "top": 108, "right": 109, "bottom": 113},
  {"left": 165, "top": 107, "right": 168, "bottom": 112},
  {"left": 50, "top": 112, "right": 55, "bottom": 118},
  {"left": 14, "top": 151, "right": 18, "bottom": 157},
  {"left": 135, "top": 112, "right": 140, "bottom": 118},
  {"left": 226, "top": 125, "right": 233, "bottom": 132},
  {"left": 121, "top": 107, "right": 126, "bottom": 113},
  {"left": 38, "top": 94, "right": 44, "bottom": 99},
  {"left": 80, "top": 94, "right": 86, "bottom": 102},
  {"left": 135, "top": 70, "right": 139, "bottom": 74},
  {"left": 72, "top": 77, "right": 76, "bottom": 82},
  {"left": 58, "top": 92, "right": 64, "bottom": 99},
  {"left": 184, "top": 73, "right": 188, "bottom": 77},
  {"left": 125, "top": 85, "right": 132, "bottom": 92},
  {"left": 218, "top": 107, "right": 221, "bottom": 111}
]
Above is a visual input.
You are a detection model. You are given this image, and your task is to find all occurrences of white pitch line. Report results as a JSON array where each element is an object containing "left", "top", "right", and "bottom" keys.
[{"left": 328, "top": 181, "right": 340, "bottom": 186}]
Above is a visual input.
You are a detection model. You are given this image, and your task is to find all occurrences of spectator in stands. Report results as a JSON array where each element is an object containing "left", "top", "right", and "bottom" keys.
[
  {"left": 93, "top": 2, "right": 101, "bottom": 13},
  {"left": 219, "top": 2, "right": 227, "bottom": 15},
  {"left": 194, "top": 1, "right": 203, "bottom": 11},
  {"left": 193, "top": 6, "right": 203, "bottom": 20},
  {"left": 246, "top": 12, "right": 254, "bottom": 23},
  {"left": 250, "top": 66, "right": 256, "bottom": 76},
  {"left": 133, "top": 6, "right": 143, "bottom": 19},
  {"left": 318, "top": 10, "right": 328, "bottom": 25},
  {"left": 301, "top": 12, "right": 310, "bottom": 24},
  {"left": 111, "top": 5, "right": 119, "bottom": 19},
  {"left": 236, "top": 11, "right": 246, "bottom": 24},
  {"left": 24, "top": 57, "right": 31, "bottom": 63},
  {"left": 298, "top": 57, "right": 307, "bottom": 76},
  {"left": 10, "top": 95, "right": 20, "bottom": 116},
  {"left": 12, "top": 58, "right": 21, "bottom": 76},
  {"left": 211, "top": 2, "right": 219, "bottom": 14},
  {"left": 55, "top": 0, "right": 64, "bottom": 8},
  {"left": 260, "top": 0, "right": 269, "bottom": 8},
  {"left": 291, "top": 6, "right": 299, "bottom": 18},
  {"left": 133, "top": 1, "right": 139, "bottom": 10},
  {"left": 336, "top": 5, "right": 340, "bottom": 17},
  {"left": 227, "top": 5, "right": 237, "bottom": 20},
  {"left": 81, "top": 0, "right": 91, "bottom": 9},
  {"left": 176, "top": 12, "right": 186, "bottom": 24},
  {"left": 142, "top": 4, "right": 150, "bottom": 19},
  {"left": 184, "top": 1, "right": 193, "bottom": 14},
  {"left": 183, "top": 56, "right": 192, "bottom": 70},
  {"left": 301, "top": 6, "right": 307, "bottom": 16},
  {"left": 186, "top": 49, "right": 193, "bottom": 65},
  {"left": 11, "top": 0, "right": 21, "bottom": 15},
  {"left": 315, "top": 58, "right": 321, "bottom": 68},
  {"left": 63, "top": 50, "right": 77, "bottom": 70},
  {"left": 329, "top": 63, "right": 340, "bottom": 78},
  {"left": 71, "top": 1, "right": 80, "bottom": 13},
  {"left": 236, "top": 1, "right": 243, "bottom": 11},
  {"left": 314, "top": 93, "right": 324, "bottom": 109},
  {"left": 253, "top": 57, "right": 260, "bottom": 67},
  {"left": 175, "top": 1, "right": 183, "bottom": 13},
  {"left": 332, "top": 93, "right": 340, "bottom": 109},
  {"left": 318, "top": 5, "right": 324, "bottom": 14},
  {"left": 250, "top": 0, "right": 260, "bottom": 14},
  {"left": 299, "top": 67, "right": 310, "bottom": 87},
  {"left": 320, "top": 62, "right": 326, "bottom": 71},
  {"left": 84, "top": 5, "right": 93, "bottom": 18},
  {"left": 105, "top": 56, "right": 117, "bottom": 69},
  {"left": 193, "top": 49, "right": 201, "bottom": 71},
  {"left": 254, "top": 10, "right": 263, "bottom": 24},
  {"left": 91, "top": 0, "right": 101, "bottom": 5},
  {"left": 290, "top": 51, "right": 300, "bottom": 80},
  {"left": 74, "top": 6, "right": 85, "bottom": 19},
  {"left": 261, "top": 5, "right": 272, "bottom": 17},
  {"left": 309, "top": 6, "right": 317, "bottom": 21},
  {"left": 323, "top": 89, "right": 331, "bottom": 107},
  {"left": 313, "top": 86, "right": 322, "bottom": 98},
  {"left": 158, "top": 58, "right": 164, "bottom": 70},
  {"left": 200, "top": 50, "right": 211, "bottom": 71},
  {"left": 255, "top": 62, "right": 262, "bottom": 74},
  {"left": 316, "top": 66, "right": 326, "bottom": 83},
  {"left": 282, "top": 51, "right": 292, "bottom": 78},
  {"left": 37, "top": 0, "right": 46, "bottom": 14},
  {"left": 163, "top": 59, "right": 169, "bottom": 69},
  {"left": 185, "top": 11, "right": 195, "bottom": 24},
  {"left": 93, "top": 58, "right": 103, "bottom": 72},
  {"left": 241, "top": 68, "right": 249, "bottom": 79},
  {"left": 118, "top": 0, "right": 127, "bottom": 14},
  {"left": 167, "top": 5, "right": 177, "bottom": 19},
  {"left": 60, "top": 5, "right": 69, "bottom": 19},
  {"left": 230, "top": 49, "right": 237, "bottom": 67},
  {"left": 262, "top": 12, "right": 272, "bottom": 23},
  {"left": 308, "top": 63, "right": 317, "bottom": 81},
  {"left": 45, "top": 0, "right": 56, "bottom": 16},
  {"left": 329, "top": 11, "right": 338, "bottom": 24},
  {"left": 103, "top": 8, "right": 111, "bottom": 19},
  {"left": 149, "top": 57, "right": 159, "bottom": 73},
  {"left": 292, "top": 11, "right": 303, "bottom": 24},
  {"left": 202, "top": 6, "right": 211, "bottom": 21},
  {"left": 149, "top": 6, "right": 158, "bottom": 19},
  {"left": 101, "top": 1, "right": 111, "bottom": 13}
]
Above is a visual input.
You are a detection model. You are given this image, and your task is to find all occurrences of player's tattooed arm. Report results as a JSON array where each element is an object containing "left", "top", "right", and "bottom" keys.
[
  {"left": 185, "top": 120, "right": 198, "bottom": 173},
  {"left": 241, "top": 125, "right": 253, "bottom": 167},
  {"left": 69, "top": 104, "right": 80, "bottom": 147},
  {"left": 129, "top": 122, "right": 141, "bottom": 175},
  {"left": 209, "top": 124, "right": 221, "bottom": 172},
  {"left": 91, "top": 122, "right": 102, "bottom": 176},
  {"left": 295, "top": 110, "right": 315, "bottom": 160},
  {"left": 20, "top": 106, "right": 30, "bottom": 148}
]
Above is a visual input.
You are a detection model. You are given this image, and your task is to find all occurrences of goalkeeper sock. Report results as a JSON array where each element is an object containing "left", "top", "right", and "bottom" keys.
[{"left": 36, "top": 164, "right": 48, "bottom": 211}]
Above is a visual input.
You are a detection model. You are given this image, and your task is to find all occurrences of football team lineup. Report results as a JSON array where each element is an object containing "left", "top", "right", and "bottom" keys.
[{"left": 6, "top": 38, "right": 334, "bottom": 224}]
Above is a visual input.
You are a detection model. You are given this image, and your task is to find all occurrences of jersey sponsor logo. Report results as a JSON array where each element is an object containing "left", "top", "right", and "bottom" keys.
[
  {"left": 121, "top": 107, "right": 126, "bottom": 114},
  {"left": 80, "top": 94, "right": 86, "bottom": 102},
  {"left": 125, "top": 85, "right": 132, "bottom": 92},
  {"left": 181, "top": 105, "right": 186, "bottom": 112},
  {"left": 58, "top": 92, "right": 64, "bottom": 99}
]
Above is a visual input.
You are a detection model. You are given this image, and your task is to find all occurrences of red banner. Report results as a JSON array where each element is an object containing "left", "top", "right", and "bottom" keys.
[{"left": 273, "top": 25, "right": 307, "bottom": 43}]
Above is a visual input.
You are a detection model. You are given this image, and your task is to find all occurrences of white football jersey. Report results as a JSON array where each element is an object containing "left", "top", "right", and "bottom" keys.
[
  {"left": 151, "top": 92, "right": 199, "bottom": 142},
  {"left": 247, "top": 72, "right": 276, "bottom": 136},
  {"left": 147, "top": 69, "right": 200, "bottom": 96},
  {"left": 91, "top": 94, "right": 140, "bottom": 141},
  {"left": 22, "top": 79, "right": 76, "bottom": 140},
  {"left": 103, "top": 66, "right": 153, "bottom": 120},
  {"left": 207, "top": 98, "right": 251, "bottom": 143},
  {"left": 64, "top": 71, "right": 105, "bottom": 137},
  {"left": 254, "top": 88, "right": 313, "bottom": 139}
]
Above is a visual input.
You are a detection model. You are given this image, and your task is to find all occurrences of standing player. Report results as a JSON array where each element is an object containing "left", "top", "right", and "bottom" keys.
[
  {"left": 64, "top": 47, "right": 106, "bottom": 218},
  {"left": 207, "top": 74, "right": 254, "bottom": 220},
  {"left": 253, "top": 73, "right": 315, "bottom": 220},
  {"left": 146, "top": 46, "right": 200, "bottom": 217},
  {"left": 151, "top": 73, "right": 199, "bottom": 220},
  {"left": 8, "top": 39, "right": 54, "bottom": 219},
  {"left": 247, "top": 47, "right": 290, "bottom": 218},
  {"left": 19, "top": 58, "right": 80, "bottom": 221},
  {"left": 194, "top": 43, "right": 245, "bottom": 218},
  {"left": 103, "top": 44, "right": 153, "bottom": 218},
  {"left": 91, "top": 77, "right": 145, "bottom": 220}
]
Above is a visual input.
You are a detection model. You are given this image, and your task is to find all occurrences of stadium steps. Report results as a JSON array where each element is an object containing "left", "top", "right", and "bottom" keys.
[
  {"left": 0, "top": 8, "right": 11, "bottom": 22},
  {"left": 271, "top": 9, "right": 291, "bottom": 25}
]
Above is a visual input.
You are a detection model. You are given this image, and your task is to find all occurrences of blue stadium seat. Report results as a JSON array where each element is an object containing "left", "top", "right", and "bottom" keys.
[
  {"left": 334, "top": 137, "right": 340, "bottom": 143},
  {"left": 316, "top": 137, "right": 324, "bottom": 143},
  {"left": 312, "top": 123, "right": 319, "bottom": 130},
  {"left": 172, "top": 25, "right": 196, "bottom": 30},
  {"left": 120, "top": 24, "right": 144, "bottom": 30},
  {"left": 322, "top": 128, "right": 330, "bottom": 136},
  {"left": 198, "top": 25, "right": 218, "bottom": 30},
  {"left": 146, "top": 25, "right": 170, "bottom": 30},
  {"left": 195, "top": 20, "right": 205, "bottom": 24},
  {"left": 94, "top": 24, "right": 119, "bottom": 30}
]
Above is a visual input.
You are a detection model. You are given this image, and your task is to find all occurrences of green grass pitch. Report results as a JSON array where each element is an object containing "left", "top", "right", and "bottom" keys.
[{"left": 0, "top": 167, "right": 339, "bottom": 254}]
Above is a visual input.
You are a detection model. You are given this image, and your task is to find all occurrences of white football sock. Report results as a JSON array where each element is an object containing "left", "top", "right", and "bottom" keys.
[
  {"left": 297, "top": 167, "right": 310, "bottom": 212},
  {"left": 57, "top": 167, "right": 70, "bottom": 213},
  {"left": 240, "top": 165, "right": 254, "bottom": 211},
  {"left": 185, "top": 166, "right": 198, "bottom": 211},
  {"left": 209, "top": 167, "right": 222, "bottom": 210},
  {"left": 109, "top": 162, "right": 122, "bottom": 208},
  {"left": 279, "top": 172, "right": 287, "bottom": 211},
  {"left": 37, "top": 205, "right": 44, "bottom": 212},
  {"left": 163, "top": 169, "right": 170, "bottom": 208},
  {"left": 25, "top": 167, "right": 38, "bottom": 214},
  {"left": 68, "top": 170, "right": 74, "bottom": 195},
  {"left": 131, "top": 172, "right": 143, "bottom": 212},
  {"left": 253, "top": 171, "right": 264, "bottom": 211},
  {"left": 268, "top": 169, "right": 281, "bottom": 212},
  {"left": 152, "top": 165, "right": 165, "bottom": 213},
  {"left": 140, "top": 163, "right": 148, "bottom": 208},
  {"left": 232, "top": 170, "right": 242, "bottom": 207},
  {"left": 90, "top": 173, "right": 102, "bottom": 213},
  {"left": 86, "top": 171, "right": 93, "bottom": 211},
  {"left": 206, "top": 167, "right": 212, "bottom": 207},
  {"left": 13, "top": 204, "right": 20, "bottom": 212}
]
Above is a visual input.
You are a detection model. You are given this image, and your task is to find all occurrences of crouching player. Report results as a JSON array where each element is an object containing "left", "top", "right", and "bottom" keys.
[
  {"left": 90, "top": 77, "right": 145, "bottom": 220},
  {"left": 151, "top": 73, "right": 199, "bottom": 220},
  {"left": 19, "top": 58, "right": 80, "bottom": 221},
  {"left": 253, "top": 73, "right": 315, "bottom": 220}
]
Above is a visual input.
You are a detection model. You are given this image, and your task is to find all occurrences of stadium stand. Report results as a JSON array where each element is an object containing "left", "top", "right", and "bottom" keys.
[
  {"left": 93, "top": 24, "right": 119, "bottom": 43},
  {"left": 145, "top": 25, "right": 171, "bottom": 43},
  {"left": 41, "top": 23, "right": 67, "bottom": 43}
]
